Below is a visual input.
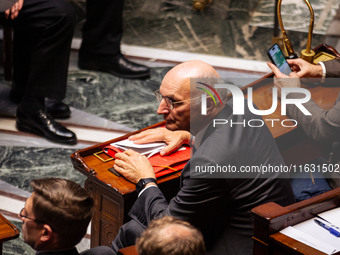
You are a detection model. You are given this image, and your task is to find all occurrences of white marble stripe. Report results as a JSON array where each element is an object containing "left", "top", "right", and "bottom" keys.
[
  {"left": 121, "top": 45, "right": 272, "bottom": 73},
  {"left": 0, "top": 195, "right": 24, "bottom": 216},
  {"left": 71, "top": 38, "right": 272, "bottom": 73},
  {"left": 0, "top": 118, "right": 127, "bottom": 143}
]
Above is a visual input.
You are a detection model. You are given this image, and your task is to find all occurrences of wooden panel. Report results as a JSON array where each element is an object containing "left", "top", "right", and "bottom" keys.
[
  {"left": 86, "top": 179, "right": 125, "bottom": 248},
  {"left": 99, "top": 218, "right": 119, "bottom": 248},
  {"left": 101, "top": 194, "right": 121, "bottom": 222}
]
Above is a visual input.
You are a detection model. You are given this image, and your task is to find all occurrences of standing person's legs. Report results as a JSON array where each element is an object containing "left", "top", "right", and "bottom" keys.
[
  {"left": 12, "top": 0, "right": 77, "bottom": 144},
  {"left": 78, "top": 0, "right": 150, "bottom": 79},
  {"left": 80, "top": 0, "right": 123, "bottom": 57},
  {"left": 11, "top": 0, "right": 76, "bottom": 119}
]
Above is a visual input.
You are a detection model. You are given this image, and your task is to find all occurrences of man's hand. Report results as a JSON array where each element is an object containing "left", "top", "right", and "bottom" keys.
[
  {"left": 287, "top": 58, "right": 323, "bottom": 78},
  {"left": 267, "top": 62, "right": 301, "bottom": 98},
  {"left": 5, "top": 0, "right": 24, "bottom": 19},
  {"left": 129, "top": 128, "right": 191, "bottom": 156},
  {"left": 114, "top": 149, "right": 156, "bottom": 184}
]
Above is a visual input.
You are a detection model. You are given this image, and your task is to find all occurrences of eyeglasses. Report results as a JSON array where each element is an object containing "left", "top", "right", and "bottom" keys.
[
  {"left": 154, "top": 90, "right": 199, "bottom": 110},
  {"left": 19, "top": 208, "right": 56, "bottom": 232},
  {"left": 19, "top": 208, "right": 40, "bottom": 222}
]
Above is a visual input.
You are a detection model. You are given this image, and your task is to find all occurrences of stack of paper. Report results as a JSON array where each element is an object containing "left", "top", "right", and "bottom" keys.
[
  {"left": 110, "top": 139, "right": 167, "bottom": 158},
  {"left": 280, "top": 207, "right": 340, "bottom": 254}
]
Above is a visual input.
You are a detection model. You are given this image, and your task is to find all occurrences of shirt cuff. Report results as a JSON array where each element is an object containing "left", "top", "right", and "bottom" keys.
[
  {"left": 318, "top": 61, "right": 326, "bottom": 83},
  {"left": 138, "top": 184, "right": 158, "bottom": 197}
]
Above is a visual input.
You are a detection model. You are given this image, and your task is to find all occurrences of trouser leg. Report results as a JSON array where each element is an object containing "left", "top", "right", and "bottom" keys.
[
  {"left": 79, "top": 0, "right": 123, "bottom": 58},
  {"left": 78, "top": 0, "right": 150, "bottom": 79},
  {"left": 12, "top": 0, "right": 76, "bottom": 102},
  {"left": 111, "top": 219, "right": 146, "bottom": 254}
]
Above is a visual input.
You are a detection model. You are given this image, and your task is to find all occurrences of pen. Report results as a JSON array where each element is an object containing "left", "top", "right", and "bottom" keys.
[{"left": 314, "top": 219, "right": 340, "bottom": 237}]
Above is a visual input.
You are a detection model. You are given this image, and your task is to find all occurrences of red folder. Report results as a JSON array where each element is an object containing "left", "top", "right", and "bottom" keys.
[{"left": 103, "top": 144, "right": 190, "bottom": 178}]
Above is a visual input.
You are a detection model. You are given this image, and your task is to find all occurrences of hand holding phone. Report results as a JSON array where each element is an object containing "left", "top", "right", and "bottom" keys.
[{"left": 267, "top": 44, "right": 292, "bottom": 76}]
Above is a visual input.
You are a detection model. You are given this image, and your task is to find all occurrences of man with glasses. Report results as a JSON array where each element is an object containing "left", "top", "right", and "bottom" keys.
[
  {"left": 19, "top": 178, "right": 114, "bottom": 255},
  {"left": 110, "top": 60, "right": 295, "bottom": 255}
]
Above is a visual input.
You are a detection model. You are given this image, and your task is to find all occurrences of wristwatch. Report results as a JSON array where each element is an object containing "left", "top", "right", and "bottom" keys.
[{"left": 136, "top": 178, "right": 157, "bottom": 194}]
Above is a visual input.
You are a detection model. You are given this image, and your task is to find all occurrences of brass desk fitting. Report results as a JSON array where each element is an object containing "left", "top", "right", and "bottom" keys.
[
  {"left": 277, "top": 0, "right": 315, "bottom": 63},
  {"left": 193, "top": 0, "right": 212, "bottom": 11}
]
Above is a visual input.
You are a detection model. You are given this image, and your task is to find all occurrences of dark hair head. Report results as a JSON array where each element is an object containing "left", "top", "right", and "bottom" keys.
[{"left": 30, "top": 178, "right": 93, "bottom": 249}]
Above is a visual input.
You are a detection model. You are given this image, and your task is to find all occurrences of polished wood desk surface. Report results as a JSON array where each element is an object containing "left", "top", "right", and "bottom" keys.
[
  {"left": 0, "top": 213, "right": 19, "bottom": 242},
  {"left": 269, "top": 232, "right": 329, "bottom": 255},
  {"left": 0, "top": 213, "right": 20, "bottom": 255},
  {"left": 117, "top": 245, "right": 138, "bottom": 255}
]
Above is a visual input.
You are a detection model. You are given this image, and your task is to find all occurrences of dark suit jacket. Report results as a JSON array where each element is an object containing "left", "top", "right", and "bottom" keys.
[
  {"left": 0, "top": 0, "right": 75, "bottom": 101},
  {"left": 128, "top": 99, "right": 295, "bottom": 255},
  {"left": 37, "top": 246, "right": 115, "bottom": 255},
  {"left": 286, "top": 59, "right": 340, "bottom": 188},
  {"left": 36, "top": 248, "right": 79, "bottom": 255}
]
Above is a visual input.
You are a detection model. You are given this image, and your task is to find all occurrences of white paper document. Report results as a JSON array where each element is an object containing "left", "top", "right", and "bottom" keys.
[
  {"left": 281, "top": 226, "right": 337, "bottom": 254},
  {"left": 319, "top": 208, "right": 340, "bottom": 228},
  {"left": 280, "top": 208, "right": 340, "bottom": 255},
  {"left": 0, "top": 0, "right": 17, "bottom": 12},
  {"left": 110, "top": 139, "right": 167, "bottom": 158}
]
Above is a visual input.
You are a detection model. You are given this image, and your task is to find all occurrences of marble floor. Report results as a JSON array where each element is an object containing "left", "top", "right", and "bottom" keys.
[
  {"left": 69, "top": 0, "right": 340, "bottom": 61},
  {"left": 1, "top": 0, "right": 340, "bottom": 253}
]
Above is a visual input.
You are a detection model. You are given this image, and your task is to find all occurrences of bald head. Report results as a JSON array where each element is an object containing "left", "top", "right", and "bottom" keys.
[
  {"left": 167, "top": 60, "right": 220, "bottom": 78},
  {"left": 136, "top": 216, "right": 206, "bottom": 255},
  {"left": 163, "top": 60, "right": 221, "bottom": 96},
  {"left": 160, "top": 224, "right": 195, "bottom": 240},
  {"left": 157, "top": 60, "right": 226, "bottom": 133}
]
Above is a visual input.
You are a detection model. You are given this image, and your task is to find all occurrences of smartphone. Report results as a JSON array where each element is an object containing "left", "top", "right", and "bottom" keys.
[{"left": 267, "top": 44, "right": 292, "bottom": 76}]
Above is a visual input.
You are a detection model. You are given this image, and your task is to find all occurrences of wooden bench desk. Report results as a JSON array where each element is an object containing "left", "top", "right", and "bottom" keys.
[
  {"left": 0, "top": 213, "right": 20, "bottom": 255},
  {"left": 252, "top": 187, "right": 340, "bottom": 255},
  {"left": 71, "top": 121, "right": 182, "bottom": 247}
]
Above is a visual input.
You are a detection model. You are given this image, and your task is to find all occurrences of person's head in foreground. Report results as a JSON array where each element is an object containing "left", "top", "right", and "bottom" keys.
[
  {"left": 136, "top": 216, "right": 206, "bottom": 255},
  {"left": 156, "top": 60, "right": 228, "bottom": 135},
  {"left": 19, "top": 178, "right": 93, "bottom": 251}
]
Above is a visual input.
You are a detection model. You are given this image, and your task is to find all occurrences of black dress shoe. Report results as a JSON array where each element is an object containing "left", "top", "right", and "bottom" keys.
[
  {"left": 78, "top": 53, "right": 150, "bottom": 79},
  {"left": 16, "top": 108, "right": 77, "bottom": 145},
  {"left": 10, "top": 88, "right": 71, "bottom": 119},
  {"left": 45, "top": 99, "right": 71, "bottom": 119}
]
